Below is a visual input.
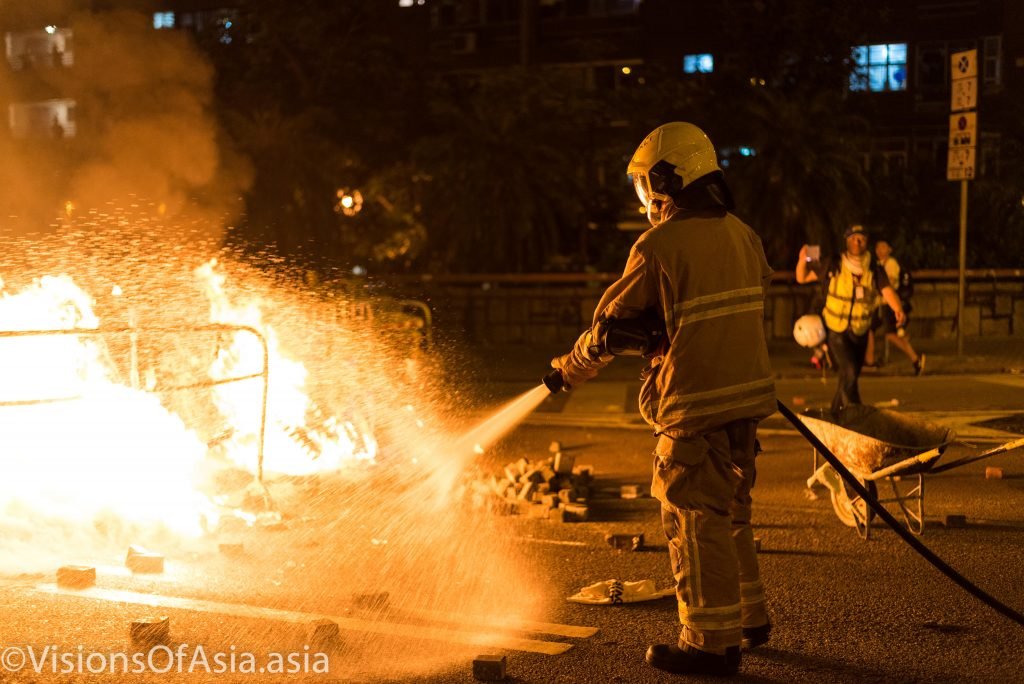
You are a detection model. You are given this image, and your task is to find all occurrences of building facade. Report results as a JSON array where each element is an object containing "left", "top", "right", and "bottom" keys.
[{"left": 403, "top": 0, "right": 1022, "bottom": 227}]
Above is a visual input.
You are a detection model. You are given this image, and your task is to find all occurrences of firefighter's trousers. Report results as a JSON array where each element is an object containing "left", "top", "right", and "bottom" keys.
[{"left": 651, "top": 420, "right": 769, "bottom": 653}]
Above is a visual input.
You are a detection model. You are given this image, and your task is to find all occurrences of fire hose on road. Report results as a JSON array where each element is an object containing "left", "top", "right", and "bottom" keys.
[
  {"left": 777, "top": 399, "right": 1024, "bottom": 629},
  {"left": 540, "top": 311, "right": 1024, "bottom": 629}
]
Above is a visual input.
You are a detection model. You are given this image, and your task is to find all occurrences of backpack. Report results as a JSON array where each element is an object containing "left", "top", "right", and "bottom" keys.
[{"left": 897, "top": 268, "right": 914, "bottom": 300}]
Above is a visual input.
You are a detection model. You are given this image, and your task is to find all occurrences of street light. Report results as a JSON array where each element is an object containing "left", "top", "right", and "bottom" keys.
[{"left": 334, "top": 188, "right": 363, "bottom": 217}]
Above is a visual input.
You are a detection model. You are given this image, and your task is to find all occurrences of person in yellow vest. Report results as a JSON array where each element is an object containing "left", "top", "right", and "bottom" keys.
[
  {"left": 795, "top": 224, "right": 905, "bottom": 414},
  {"left": 549, "top": 122, "right": 775, "bottom": 676}
]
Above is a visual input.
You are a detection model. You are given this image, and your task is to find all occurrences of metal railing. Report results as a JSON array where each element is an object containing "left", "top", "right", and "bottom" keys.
[
  {"left": 0, "top": 324, "right": 271, "bottom": 482},
  {"left": 377, "top": 269, "right": 1024, "bottom": 287}
]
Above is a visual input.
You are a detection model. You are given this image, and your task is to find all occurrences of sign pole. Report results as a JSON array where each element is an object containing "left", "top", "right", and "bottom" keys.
[
  {"left": 957, "top": 179, "right": 968, "bottom": 357},
  {"left": 948, "top": 48, "right": 977, "bottom": 357}
]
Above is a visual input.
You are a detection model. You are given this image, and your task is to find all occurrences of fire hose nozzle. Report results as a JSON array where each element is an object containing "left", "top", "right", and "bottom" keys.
[{"left": 542, "top": 369, "right": 566, "bottom": 394}]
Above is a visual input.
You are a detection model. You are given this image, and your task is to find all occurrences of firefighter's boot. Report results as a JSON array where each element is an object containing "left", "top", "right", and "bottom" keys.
[
  {"left": 741, "top": 621, "right": 771, "bottom": 650},
  {"left": 645, "top": 643, "right": 740, "bottom": 676}
]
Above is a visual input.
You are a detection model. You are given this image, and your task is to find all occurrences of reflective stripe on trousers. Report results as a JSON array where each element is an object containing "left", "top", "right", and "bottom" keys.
[{"left": 727, "top": 420, "right": 769, "bottom": 629}]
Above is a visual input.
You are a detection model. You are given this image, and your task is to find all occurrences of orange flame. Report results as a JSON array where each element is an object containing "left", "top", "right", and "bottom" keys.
[{"left": 0, "top": 262, "right": 378, "bottom": 541}]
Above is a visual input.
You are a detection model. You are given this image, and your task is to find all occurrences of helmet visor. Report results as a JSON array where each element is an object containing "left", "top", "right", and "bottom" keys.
[{"left": 631, "top": 173, "right": 651, "bottom": 208}]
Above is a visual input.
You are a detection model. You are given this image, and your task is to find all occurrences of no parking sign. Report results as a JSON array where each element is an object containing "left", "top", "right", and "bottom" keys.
[{"left": 947, "top": 49, "right": 977, "bottom": 181}]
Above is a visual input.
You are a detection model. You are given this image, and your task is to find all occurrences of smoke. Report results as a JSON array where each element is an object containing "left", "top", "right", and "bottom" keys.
[{"left": 0, "top": 4, "right": 251, "bottom": 238}]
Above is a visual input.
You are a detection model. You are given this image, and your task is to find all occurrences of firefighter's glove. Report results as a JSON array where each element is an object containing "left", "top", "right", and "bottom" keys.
[{"left": 551, "top": 329, "right": 612, "bottom": 389}]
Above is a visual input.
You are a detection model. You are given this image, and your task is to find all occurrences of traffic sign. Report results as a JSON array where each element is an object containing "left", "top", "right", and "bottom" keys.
[
  {"left": 951, "top": 49, "right": 977, "bottom": 81},
  {"left": 947, "top": 147, "right": 975, "bottom": 181},
  {"left": 948, "top": 112, "right": 977, "bottom": 148},
  {"left": 948, "top": 48, "right": 977, "bottom": 356},
  {"left": 949, "top": 48, "right": 978, "bottom": 183},
  {"left": 951, "top": 76, "right": 977, "bottom": 112}
]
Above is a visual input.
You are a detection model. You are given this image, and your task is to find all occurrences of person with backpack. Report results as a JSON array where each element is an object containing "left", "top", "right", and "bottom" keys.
[
  {"left": 866, "top": 239, "right": 925, "bottom": 375},
  {"left": 795, "top": 224, "right": 906, "bottom": 415}
]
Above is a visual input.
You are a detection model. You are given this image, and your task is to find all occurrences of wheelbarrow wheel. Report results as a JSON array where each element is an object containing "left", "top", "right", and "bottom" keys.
[{"left": 830, "top": 473, "right": 877, "bottom": 531}]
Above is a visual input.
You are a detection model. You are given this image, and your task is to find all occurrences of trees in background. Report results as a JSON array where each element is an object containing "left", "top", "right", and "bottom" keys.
[
  {"left": 210, "top": 0, "right": 426, "bottom": 273},
  {"left": 404, "top": 69, "right": 605, "bottom": 272},
  {"left": 209, "top": 1, "right": 1024, "bottom": 274},
  {"left": 720, "top": 88, "right": 871, "bottom": 266}
]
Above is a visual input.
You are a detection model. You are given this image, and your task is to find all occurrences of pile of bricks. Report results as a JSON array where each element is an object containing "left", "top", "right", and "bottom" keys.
[{"left": 470, "top": 449, "right": 594, "bottom": 522}]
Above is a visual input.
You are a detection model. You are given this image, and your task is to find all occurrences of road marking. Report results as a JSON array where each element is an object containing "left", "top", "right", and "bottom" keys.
[
  {"left": 907, "top": 411, "right": 1022, "bottom": 440},
  {"left": 969, "top": 375, "right": 1024, "bottom": 389},
  {"left": 400, "top": 607, "right": 599, "bottom": 638},
  {"left": 33, "top": 585, "right": 575, "bottom": 655},
  {"left": 87, "top": 563, "right": 178, "bottom": 583},
  {"left": 514, "top": 536, "right": 588, "bottom": 547}
]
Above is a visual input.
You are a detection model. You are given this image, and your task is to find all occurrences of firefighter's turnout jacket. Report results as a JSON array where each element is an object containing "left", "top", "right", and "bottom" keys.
[{"left": 562, "top": 210, "right": 777, "bottom": 438}]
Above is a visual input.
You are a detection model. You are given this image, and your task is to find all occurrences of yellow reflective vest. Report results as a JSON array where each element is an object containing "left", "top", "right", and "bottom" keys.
[
  {"left": 561, "top": 210, "right": 776, "bottom": 438},
  {"left": 822, "top": 257, "right": 879, "bottom": 336}
]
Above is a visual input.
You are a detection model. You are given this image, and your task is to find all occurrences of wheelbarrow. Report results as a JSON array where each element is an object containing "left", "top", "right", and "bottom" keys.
[{"left": 802, "top": 405, "right": 958, "bottom": 539}]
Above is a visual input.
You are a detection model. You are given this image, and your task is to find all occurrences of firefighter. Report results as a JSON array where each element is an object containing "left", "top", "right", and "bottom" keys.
[
  {"left": 551, "top": 122, "right": 775, "bottom": 676},
  {"left": 795, "top": 225, "right": 906, "bottom": 414}
]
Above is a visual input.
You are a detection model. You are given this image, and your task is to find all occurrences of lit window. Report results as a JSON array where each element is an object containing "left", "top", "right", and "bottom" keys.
[
  {"left": 8, "top": 99, "right": 77, "bottom": 139},
  {"left": 850, "top": 43, "right": 907, "bottom": 92},
  {"left": 153, "top": 12, "right": 175, "bottom": 29},
  {"left": 5, "top": 27, "right": 74, "bottom": 70},
  {"left": 683, "top": 53, "right": 713, "bottom": 74},
  {"left": 398, "top": 0, "right": 414, "bottom": 5}
]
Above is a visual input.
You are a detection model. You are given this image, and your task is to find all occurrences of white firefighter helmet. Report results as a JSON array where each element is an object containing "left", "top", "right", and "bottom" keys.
[
  {"left": 627, "top": 122, "right": 721, "bottom": 224},
  {"left": 793, "top": 314, "right": 827, "bottom": 348}
]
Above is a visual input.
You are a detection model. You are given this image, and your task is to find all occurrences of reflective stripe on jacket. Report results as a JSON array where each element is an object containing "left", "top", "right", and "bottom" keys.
[
  {"left": 564, "top": 210, "right": 776, "bottom": 438},
  {"left": 822, "top": 259, "right": 877, "bottom": 335}
]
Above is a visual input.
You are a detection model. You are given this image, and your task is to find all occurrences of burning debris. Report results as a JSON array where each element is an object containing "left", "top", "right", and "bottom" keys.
[
  {"left": 197, "top": 258, "right": 378, "bottom": 478},
  {"left": 0, "top": 257, "right": 389, "bottom": 554},
  {"left": 468, "top": 452, "right": 595, "bottom": 522}
]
